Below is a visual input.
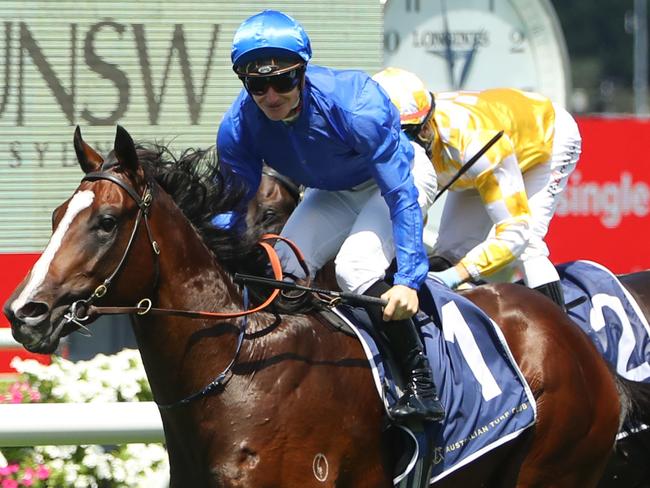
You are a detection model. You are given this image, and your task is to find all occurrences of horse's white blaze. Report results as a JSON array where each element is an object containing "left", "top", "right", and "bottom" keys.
[{"left": 11, "top": 190, "right": 95, "bottom": 314}]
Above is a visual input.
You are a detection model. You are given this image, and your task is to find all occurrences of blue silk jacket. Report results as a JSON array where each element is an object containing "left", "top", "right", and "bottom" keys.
[{"left": 217, "top": 64, "right": 428, "bottom": 289}]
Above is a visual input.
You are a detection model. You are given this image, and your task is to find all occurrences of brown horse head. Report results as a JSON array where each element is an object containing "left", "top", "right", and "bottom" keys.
[
  {"left": 3, "top": 126, "right": 156, "bottom": 353},
  {"left": 3, "top": 126, "right": 260, "bottom": 355}
]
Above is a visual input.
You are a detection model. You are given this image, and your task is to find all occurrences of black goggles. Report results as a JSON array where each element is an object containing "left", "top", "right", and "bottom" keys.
[{"left": 240, "top": 67, "right": 304, "bottom": 96}]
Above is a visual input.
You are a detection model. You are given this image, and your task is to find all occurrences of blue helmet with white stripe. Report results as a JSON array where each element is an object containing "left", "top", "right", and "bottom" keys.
[{"left": 231, "top": 10, "right": 312, "bottom": 75}]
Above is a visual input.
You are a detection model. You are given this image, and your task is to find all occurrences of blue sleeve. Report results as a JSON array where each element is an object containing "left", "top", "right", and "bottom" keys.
[
  {"left": 216, "top": 105, "right": 263, "bottom": 203},
  {"left": 347, "top": 80, "right": 428, "bottom": 289}
]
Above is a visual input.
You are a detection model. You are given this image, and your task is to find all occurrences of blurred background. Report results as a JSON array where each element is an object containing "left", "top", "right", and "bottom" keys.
[{"left": 552, "top": 0, "right": 649, "bottom": 115}]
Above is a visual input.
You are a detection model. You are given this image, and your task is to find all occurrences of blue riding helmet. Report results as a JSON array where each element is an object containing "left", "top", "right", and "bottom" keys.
[{"left": 231, "top": 10, "right": 312, "bottom": 72}]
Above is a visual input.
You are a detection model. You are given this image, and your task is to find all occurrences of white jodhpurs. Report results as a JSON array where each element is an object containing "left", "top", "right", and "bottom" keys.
[
  {"left": 518, "top": 105, "right": 582, "bottom": 287},
  {"left": 275, "top": 142, "right": 436, "bottom": 294}
]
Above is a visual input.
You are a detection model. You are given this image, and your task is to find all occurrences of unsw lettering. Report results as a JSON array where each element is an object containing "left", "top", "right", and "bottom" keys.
[{"left": 0, "top": 21, "right": 219, "bottom": 126}]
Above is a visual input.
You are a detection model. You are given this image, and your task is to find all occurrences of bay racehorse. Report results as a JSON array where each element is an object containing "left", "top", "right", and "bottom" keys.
[
  {"left": 4, "top": 126, "right": 650, "bottom": 487},
  {"left": 256, "top": 160, "right": 650, "bottom": 488}
]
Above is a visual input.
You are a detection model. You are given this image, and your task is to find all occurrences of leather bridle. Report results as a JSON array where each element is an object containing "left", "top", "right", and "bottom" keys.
[
  {"left": 262, "top": 166, "right": 302, "bottom": 203},
  {"left": 62, "top": 164, "right": 307, "bottom": 409},
  {"left": 63, "top": 166, "right": 160, "bottom": 328}
]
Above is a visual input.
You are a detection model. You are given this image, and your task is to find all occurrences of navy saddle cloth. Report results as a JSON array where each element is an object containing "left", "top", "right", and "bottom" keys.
[
  {"left": 558, "top": 260, "right": 650, "bottom": 383},
  {"left": 333, "top": 278, "right": 536, "bottom": 483}
]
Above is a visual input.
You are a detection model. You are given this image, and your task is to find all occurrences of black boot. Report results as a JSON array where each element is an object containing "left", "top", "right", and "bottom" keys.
[
  {"left": 384, "top": 318, "right": 446, "bottom": 422},
  {"left": 365, "top": 282, "right": 445, "bottom": 423},
  {"left": 534, "top": 280, "right": 566, "bottom": 311}
]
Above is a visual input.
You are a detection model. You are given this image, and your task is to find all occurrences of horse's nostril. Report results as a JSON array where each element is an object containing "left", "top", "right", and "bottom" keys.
[{"left": 16, "top": 301, "right": 50, "bottom": 320}]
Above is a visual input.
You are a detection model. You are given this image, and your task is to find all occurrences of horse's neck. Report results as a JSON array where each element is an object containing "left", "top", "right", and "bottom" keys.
[
  {"left": 133, "top": 189, "right": 243, "bottom": 404},
  {"left": 153, "top": 188, "right": 238, "bottom": 310}
]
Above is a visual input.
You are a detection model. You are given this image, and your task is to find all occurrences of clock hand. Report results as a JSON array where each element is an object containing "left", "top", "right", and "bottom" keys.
[
  {"left": 458, "top": 33, "right": 481, "bottom": 89},
  {"left": 440, "top": 0, "right": 455, "bottom": 89}
]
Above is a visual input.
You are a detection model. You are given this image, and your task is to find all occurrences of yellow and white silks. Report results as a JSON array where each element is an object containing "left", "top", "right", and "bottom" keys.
[{"left": 427, "top": 88, "right": 581, "bottom": 286}]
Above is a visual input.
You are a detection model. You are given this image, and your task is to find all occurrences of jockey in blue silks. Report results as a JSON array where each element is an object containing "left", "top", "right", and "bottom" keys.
[{"left": 216, "top": 9, "right": 443, "bottom": 422}]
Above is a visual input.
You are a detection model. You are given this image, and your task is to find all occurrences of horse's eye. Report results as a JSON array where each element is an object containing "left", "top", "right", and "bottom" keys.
[{"left": 98, "top": 216, "right": 117, "bottom": 233}]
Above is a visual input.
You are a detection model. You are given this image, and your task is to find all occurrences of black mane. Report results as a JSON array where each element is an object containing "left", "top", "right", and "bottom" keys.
[{"left": 135, "top": 142, "right": 267, "bottom": 275}]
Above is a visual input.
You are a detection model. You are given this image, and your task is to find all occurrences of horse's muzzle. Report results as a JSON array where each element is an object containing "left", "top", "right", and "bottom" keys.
[{"left": 3, "top": 299, "right": 64, "bottom": 353}]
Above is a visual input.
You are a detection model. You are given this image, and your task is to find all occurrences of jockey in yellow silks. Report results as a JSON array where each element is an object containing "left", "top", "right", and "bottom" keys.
[{"left": 372, "top": 68, "right": 582, "bottom": 309}]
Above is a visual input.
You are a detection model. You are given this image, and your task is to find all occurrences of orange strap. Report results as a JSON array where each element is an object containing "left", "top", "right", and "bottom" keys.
[{"left": 260, "top": 233, "right": 311, "bottom": 285}]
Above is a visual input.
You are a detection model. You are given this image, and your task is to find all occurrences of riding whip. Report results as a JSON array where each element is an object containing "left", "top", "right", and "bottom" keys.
[{"left": 432, "top": 130, "right": 504, "bottom": 203}]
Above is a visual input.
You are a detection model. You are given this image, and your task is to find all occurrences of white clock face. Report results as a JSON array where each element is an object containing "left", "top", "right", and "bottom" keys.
[{"left": 384, "top": 0, "right": 569, "bottom": 107}]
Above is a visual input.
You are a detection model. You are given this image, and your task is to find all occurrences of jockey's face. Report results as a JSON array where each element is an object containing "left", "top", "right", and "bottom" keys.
[{"left": 252, "top": 85, "right": 301, "bottom": 121}]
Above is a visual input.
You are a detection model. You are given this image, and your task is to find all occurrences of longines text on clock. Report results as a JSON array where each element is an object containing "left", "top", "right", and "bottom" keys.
[{"left": 410, "top": 30, "right": 489, "bottom": 50}]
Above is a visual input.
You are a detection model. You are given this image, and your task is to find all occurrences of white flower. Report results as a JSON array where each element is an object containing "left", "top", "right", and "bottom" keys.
[
  {"left": 111, "top": 462, "right": 127, "bottom": 483},
  {"left": 73, "top": 474, "right": 98, "bottom": 488},
  {"left": 8, "top": 349, "right": 167, "bottom": 486},
  {"left": 46, "top": 457, "right": 65, "bottom": 472},
  {"left": 82, "top": 446, "right": 113, "bottom": 480},
  {"left": 37, "top": 445, "right": 77, "bottom": 460},
  {"left": 63, "top": 462, "right": 80, "bottom": 485}
]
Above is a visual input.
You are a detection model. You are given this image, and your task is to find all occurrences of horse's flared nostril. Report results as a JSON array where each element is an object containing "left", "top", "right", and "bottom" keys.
[{"left": 15, "top": 301, "right": 50, "bottom": 322}]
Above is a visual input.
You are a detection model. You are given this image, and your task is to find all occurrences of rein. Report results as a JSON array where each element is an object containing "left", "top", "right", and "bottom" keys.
[{"left": 85, "top": 234, "right": 308, "bottom": 320}]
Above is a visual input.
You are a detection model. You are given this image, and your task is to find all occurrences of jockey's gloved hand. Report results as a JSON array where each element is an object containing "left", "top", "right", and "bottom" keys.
[{"left": 427, "top": 266, "right": 462, "bottom": 289}]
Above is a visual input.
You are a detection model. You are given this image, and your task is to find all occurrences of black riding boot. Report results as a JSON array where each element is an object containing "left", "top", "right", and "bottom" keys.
[
  {"left": 365, "top": 281, "right": 445, "bottom": 423},
  {"left": 534, "top": 280, "right": 566, "bottom": 311}
]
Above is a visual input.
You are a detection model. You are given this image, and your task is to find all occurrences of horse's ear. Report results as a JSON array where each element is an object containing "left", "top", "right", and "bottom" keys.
[
  {"left": 73, "top": 126, "right": 103, "bottom": 174},
  {"left": 114, "top": 125, "right": 139, "bottom": 172}
]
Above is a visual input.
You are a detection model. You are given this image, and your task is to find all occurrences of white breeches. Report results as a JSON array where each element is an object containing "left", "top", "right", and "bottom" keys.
[
  {"left": 433, "top": 105, "right": 582, "bottom": 287},
  {"left": 275, "top": 142, "right": 436, "bottom": 294}
]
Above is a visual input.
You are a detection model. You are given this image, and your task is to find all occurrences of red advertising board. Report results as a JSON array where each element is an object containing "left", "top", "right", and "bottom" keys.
[
  {"left": 547, "top": 116, "right": 650, "bottom": 274},
  {"left": 0, "top": 254, "right": 51, "bottom": 372}
]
